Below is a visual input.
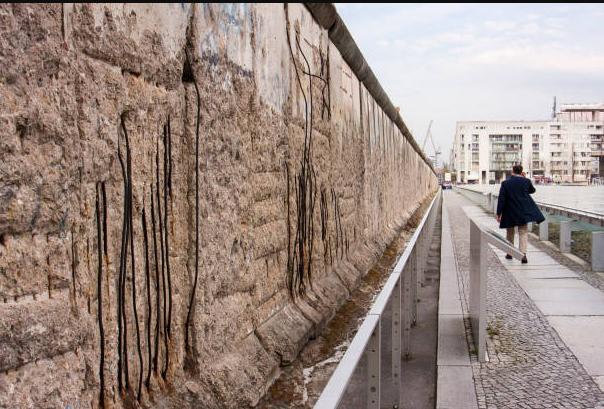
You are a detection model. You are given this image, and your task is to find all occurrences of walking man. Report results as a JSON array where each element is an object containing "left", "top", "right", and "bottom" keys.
[{"left": 496, "top": 165, "right": 545, "bottom": 263}]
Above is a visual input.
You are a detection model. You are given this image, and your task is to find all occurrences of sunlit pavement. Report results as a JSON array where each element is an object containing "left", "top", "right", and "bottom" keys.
[{"left": 437, "top": 190, "right": 604, "bottom": 409}]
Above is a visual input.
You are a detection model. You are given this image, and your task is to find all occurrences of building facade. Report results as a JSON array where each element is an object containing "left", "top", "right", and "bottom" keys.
[{"left": 453, "top": 104, "right": 604, "bottom": 184}]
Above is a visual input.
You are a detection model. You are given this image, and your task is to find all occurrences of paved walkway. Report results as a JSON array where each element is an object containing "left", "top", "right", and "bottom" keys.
[{"left": 437, "top": 190, "right": 604, "bottom": 409}]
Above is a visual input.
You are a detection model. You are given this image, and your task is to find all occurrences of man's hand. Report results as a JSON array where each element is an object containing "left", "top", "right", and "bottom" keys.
[
  {"left": 496, "top": 215, "right": 501, "bottom": 223},
  {"left": 521, "top": 171, "right": 526, "bottom": 177}
]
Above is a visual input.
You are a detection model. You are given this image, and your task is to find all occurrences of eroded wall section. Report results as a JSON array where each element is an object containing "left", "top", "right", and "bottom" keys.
[{"left": 0, "top": 3, "right": 437, "bottom": 408}]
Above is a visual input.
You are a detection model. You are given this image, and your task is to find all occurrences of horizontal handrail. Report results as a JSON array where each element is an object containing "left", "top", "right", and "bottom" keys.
[
  {"left": 453, "top": 185, "right": 604, "bottom": 227},
  {"left": 533, "top": 201, "right": 604, "bottom": 220},
  {"left": 369, "top": 272, "right": 401, "bottom": 316}
]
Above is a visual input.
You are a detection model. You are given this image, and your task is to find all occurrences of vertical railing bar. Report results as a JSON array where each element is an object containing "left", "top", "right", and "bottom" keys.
[
  {"left": 411, "top": 243, "right": 419, "bottom": 325},
  {"left": 367, "top": 318, "right": 381, "bottom": 409},
  {"left": 392, "top": 275, "right": 402, "bottom": 408},
  {"left": 403, "top": 248, "right": 413, "bottom": 358}
]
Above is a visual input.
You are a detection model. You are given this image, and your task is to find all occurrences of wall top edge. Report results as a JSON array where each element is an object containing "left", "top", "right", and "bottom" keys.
[{"left": 304, "top": 3, "right": 435, "bottom": 173}]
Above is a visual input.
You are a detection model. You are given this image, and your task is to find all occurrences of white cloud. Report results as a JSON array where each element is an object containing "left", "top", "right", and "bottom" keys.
[
  {"left": 521, "top": 22, "right": 541, "bottom": 35},
  {"left": 377, "top": 40, "right": 389, "bottom": 48},
  {"left": 518, "top": 22, "right": 566, "bottom": 37},
  {"left": 545, "top": 17, "right": 566, "bottom": 28},
  {"left": 484, "top": 20, "right": 516, "bottom": 31},
  {"left": 472, "top": 45, "right": 604, "bottom": 76},
  {"left": 433, "top": 32, "right": 475, "bottom": 44}
]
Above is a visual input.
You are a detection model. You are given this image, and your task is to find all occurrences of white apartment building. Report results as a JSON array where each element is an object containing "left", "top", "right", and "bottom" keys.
[{"left": 452, "top": 104, "right": 604, "bottom": 184}]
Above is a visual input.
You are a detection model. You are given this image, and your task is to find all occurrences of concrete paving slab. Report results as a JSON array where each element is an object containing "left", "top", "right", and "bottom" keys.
[
  {"left": 505, "top": 264, "right": 571, "bottom": 270},
  {"left": 509, "top": 269, "right": 579, "bottom": 279},
  {"left": 438, "top": 315, "right": 471, "bottom": 366},
  {"left": 517, "top": 278, "right": 593, "bottom": 290},
  {"left": 499, "top": 258, "right": 560, "bottom": 266},
  {"left": 491, "top": 246, "right": 544, "bottom": 255},
  {"left": 497, "top": 251, "right": 553, "bottom": 261},
  {"left": 439, "top": 265, "right": 462, "bottom": 315},
  {"left": 546, "top": 316, "right": 604, "bottom": 380},
  {"left": 436, "top": 366, "right": 478, "bottom": 409},
  {"left": 437, "top": 201, "right": 479, "bottom": 409},
  {"left": 439, "top": 294, "right": 463, "bottom": 315},
  {"left": 529, "top": 299, "right": 604, "bottom": 316}
]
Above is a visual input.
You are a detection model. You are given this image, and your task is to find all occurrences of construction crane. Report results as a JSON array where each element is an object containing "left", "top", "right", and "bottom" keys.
[{"left": 422, "top": 120, "right": 441, "bottom": 167}]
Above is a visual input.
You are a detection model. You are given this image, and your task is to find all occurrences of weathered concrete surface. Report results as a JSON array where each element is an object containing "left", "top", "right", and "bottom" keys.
[{"left": 0, "top": 3, "right": 437, "bottom": 408}]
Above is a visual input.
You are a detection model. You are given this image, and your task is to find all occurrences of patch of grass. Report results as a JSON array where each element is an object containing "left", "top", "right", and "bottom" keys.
[
  {"left": 549, "top": 221, "right": 560, "bottom": 247},
  {"left": 571, "top": 230, "right": 591, "bottom": 263}
]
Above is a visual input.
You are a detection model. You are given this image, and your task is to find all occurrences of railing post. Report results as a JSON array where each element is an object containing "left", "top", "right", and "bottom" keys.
[
  {"left": 592, "top": 231, "right": 604, "bottom": 272},
  {"left": 403, "top": 253, "right": 414, "bottom": 359},
  {"left": 469, "top": 220, "right": 488, "bottom": 362},
  {"left": 391, "top": 276, "right": 402, "bottom": 408},
  {"left": 367, "top": 319, "right": 381, "bottom": 409},
  {"left": 420, "top": 230, "right": 427, "bottom": 286},
  {"left": 412, "top": 245, "right": 419, "bottom": 325},
  {"left": 560, "top": 220, "right": 571, "bottom": 253},
  {"left": 539, "top": 218, "right": 548, "bottom": 241}
]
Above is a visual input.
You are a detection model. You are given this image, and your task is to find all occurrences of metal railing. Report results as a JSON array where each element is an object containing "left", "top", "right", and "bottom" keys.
[
  {"left": 453, "top": 185, "right": 604, "bottom": 271},
  {"left": 313, "top": 189, "right": 441, "bottom": 409},
  {"left": 469, "top": 220, "right": 524, "bottom": 362},
  {"left": 452, "top": 185, "right": 604, "bottom": 227}
]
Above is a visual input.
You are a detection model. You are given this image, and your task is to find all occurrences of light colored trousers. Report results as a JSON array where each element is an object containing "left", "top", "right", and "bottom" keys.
[{"left": 507, "top": 224, "right": 528, "bottom": 254}]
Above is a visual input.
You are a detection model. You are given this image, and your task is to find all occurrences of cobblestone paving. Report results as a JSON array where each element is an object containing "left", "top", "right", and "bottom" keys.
[{"left": 445, "top": 191, "right": 604, "bottom": 409}]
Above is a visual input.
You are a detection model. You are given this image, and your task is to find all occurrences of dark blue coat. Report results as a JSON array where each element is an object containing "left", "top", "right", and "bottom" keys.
[{"left": 496, "top": 176, "right": 545, "bottom": 228}]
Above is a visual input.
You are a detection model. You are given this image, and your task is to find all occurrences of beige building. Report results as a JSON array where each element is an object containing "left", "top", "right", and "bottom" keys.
[{"left": 453, "top": 104, "right": 604, "bottom": 184}]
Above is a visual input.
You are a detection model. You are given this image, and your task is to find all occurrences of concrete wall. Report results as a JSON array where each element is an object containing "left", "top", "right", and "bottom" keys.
[{"left": 0, "top": 3, "right": 437, "bottom": 408}]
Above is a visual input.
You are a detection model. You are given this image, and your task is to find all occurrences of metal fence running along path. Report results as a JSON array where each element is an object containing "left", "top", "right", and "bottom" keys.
[
  {"left": 453, "top": 185, "right": 604, "bottom": 271},
  {"left": 313, "top": 189, "right": 441, "bottom": 409}
]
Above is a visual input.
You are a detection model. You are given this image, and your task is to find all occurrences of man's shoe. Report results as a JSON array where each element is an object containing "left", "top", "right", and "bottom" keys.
[
  {"left": 521, "top": 256, "right": 528, "bottom": 264},
  {"left": 505, "top": 254, "right": 512, "bottom": 259}
]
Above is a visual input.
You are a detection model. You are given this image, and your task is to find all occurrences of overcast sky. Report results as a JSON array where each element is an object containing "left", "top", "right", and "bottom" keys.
[{"left": 336, "top": 3, "right": 604, "bottom": 166}]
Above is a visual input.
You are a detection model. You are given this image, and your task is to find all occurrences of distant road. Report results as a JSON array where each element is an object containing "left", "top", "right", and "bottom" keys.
[{"left": 464, "top": 184, "right": 604, "bottom": 215}]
